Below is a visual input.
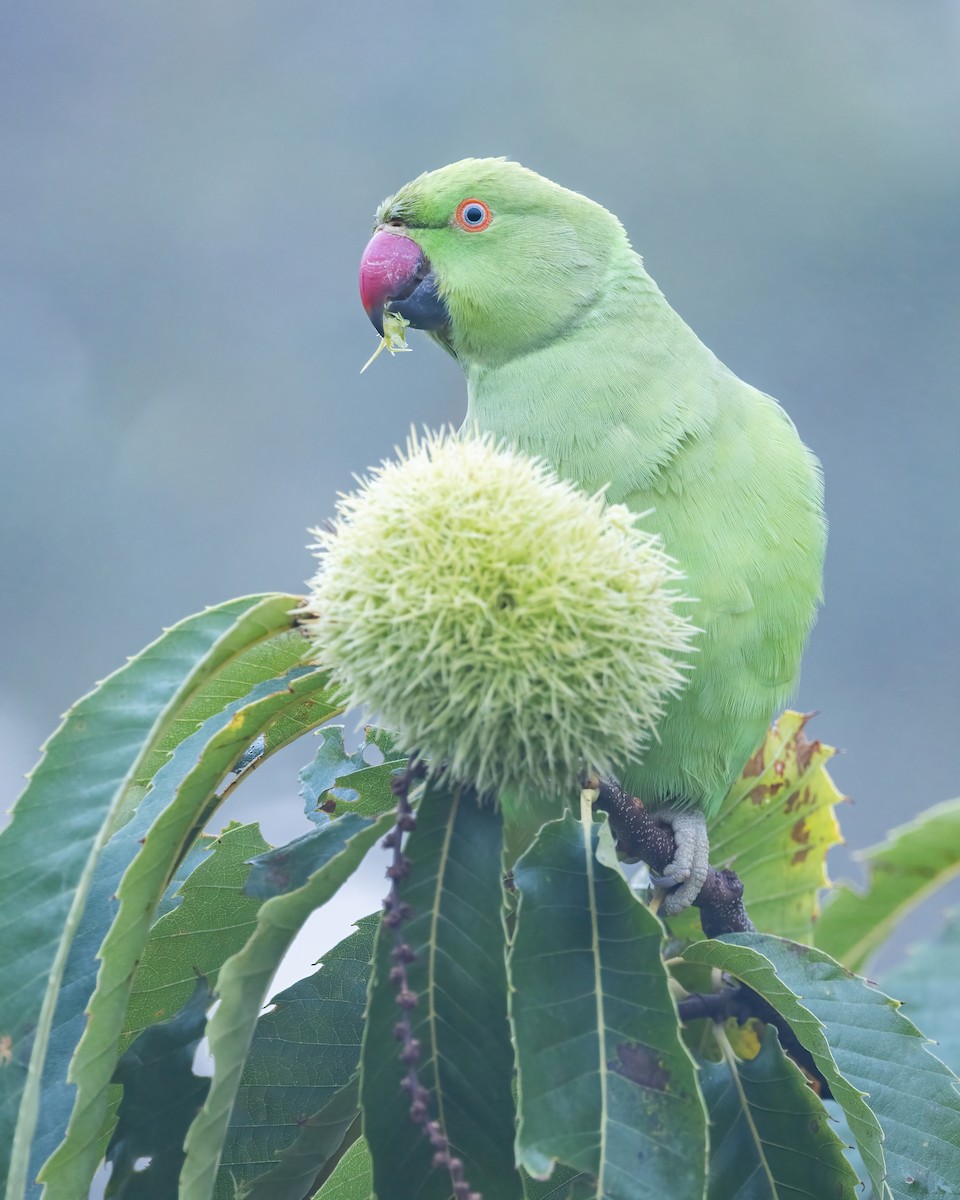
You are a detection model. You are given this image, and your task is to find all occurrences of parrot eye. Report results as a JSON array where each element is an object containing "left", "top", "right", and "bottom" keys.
[{"left": 455, "top": 198, "right": 493, "bottom": 231}]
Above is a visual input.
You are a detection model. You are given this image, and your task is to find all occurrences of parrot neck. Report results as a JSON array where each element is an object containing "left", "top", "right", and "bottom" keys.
[{"left": 461, "top": 252, "right": 722, "bottom": 498}]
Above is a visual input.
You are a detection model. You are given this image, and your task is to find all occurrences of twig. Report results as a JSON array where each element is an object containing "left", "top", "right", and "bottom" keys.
[
  {"left": 593, "top": 777, "right": 755, "bottom": 937},
  {"left": 677, "top": 983, "right": 832, "bottom": 1098}
]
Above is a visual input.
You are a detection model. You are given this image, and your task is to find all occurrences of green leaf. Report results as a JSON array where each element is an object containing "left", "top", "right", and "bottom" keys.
[
  {"left": 239, "top": 1078, "right": 361, "bottom": 1200},
  {"left": 299, "top": 725, "right": 406, "bottom": 823},
  {"left": 311, "top": 1117, "right": 591, "bottom": 1199},
  {"left": 243, "top": 821, "right": 372, "bottom": 897},
  {"left": 823, "top": 1101, "right": 875, "bottom": 1200},
  {"left": 668, "top": 712, "right": 844, "bottom": 945},
  {"left": 105, "top": 978, "right": 213, "bottom": 1199},
  {"left": 29, "top": 645, "right": 330, "bottom": 1197},
  {"left": 879, "top": 909, "right": 960, "bottom": 1076},
  {"left": 123, "top": 823, "right": 271, "bottom": 1042},
  {"left": 214, "top": 917, "right": 377, "bottom": 1198},
  {"left": 180, "top": 811, "right": 392, "bottom": 1200},
  {"left": 522, "top": 1164, "right": 594, "bottom": 1199},
  {"left": 701, "top": 1022, "right": 858, "bottom": 1200},
  {"left": 38, "top": 663, "right": 342, "bottom": 1199},
  {"left": 35, "top": 829, "right": 259, "bottom": 1200},
  {"left": 28, "top": 664, "right": 321, "bottom": 1196},
  {"left": 155, "top": 836, "right": 217, "bottom": 922},
  {"left": 314, "top": 1137, "right": 374, "bottom": 1200},
  {"left": 362, "top": 782, "right": 520, "bottom": 1200},
  {"left": 683, "top": 933, "right": 960, "bottom": 1200},
  {"left": 814, "top": 797, "right": 960, "bottom": 973},
  {"left": 510, "top": 807, "right": 707, "bottom": 1200},
  {"left": 0, "top": 593, "right": 295, "bottom": 1199}
]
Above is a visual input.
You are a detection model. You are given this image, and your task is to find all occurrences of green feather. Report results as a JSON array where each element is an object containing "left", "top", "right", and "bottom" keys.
[{"left": 377, "top": 158, "right": 826, "bottom": 817}]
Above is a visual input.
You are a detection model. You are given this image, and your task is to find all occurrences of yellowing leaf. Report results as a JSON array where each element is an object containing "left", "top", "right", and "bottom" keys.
[
  {"left": 668, "top": 712, "right": 845, "bottom": 943},
  {"left": 723, "top": 1016, "right": 763, "bottom": 1061}
]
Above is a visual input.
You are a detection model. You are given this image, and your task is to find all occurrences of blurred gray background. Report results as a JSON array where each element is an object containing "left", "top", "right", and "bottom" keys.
[{"left": 2, "top": 1, "right": 958, "bottom": 961}]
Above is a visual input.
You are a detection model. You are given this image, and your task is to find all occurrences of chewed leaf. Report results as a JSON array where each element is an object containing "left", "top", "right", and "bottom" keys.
[
  {"left": 360, "top": 311, "right": 412, "bottom": 373},
  {"left": 299, "top": 725, "right": 406, "bottom": 825},
  {"left": 106, "top": 978, "right": 213, "bottom": 1196},
  {"left": 666, "top": 711, "right": 844, "bottom": 944}
]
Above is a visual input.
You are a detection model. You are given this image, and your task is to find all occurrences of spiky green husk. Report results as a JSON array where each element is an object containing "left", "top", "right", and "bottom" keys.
[{"left": 304, "top": 431, "right": 696, "bottom": 801}]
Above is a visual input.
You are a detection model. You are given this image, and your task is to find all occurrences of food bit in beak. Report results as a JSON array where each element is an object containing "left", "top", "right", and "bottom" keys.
[{"left": 360, "top": 311, "right": 413, "bottom": 374}]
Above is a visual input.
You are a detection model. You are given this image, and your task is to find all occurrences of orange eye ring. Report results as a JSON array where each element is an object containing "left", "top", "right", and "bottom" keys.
[{"left": 454, "top": 198, "right": 493, "bottom": 232}]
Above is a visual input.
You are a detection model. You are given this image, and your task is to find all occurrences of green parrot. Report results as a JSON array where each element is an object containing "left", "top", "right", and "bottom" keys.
[{"left": 359, "top": 158, "right": 826, "bottom": 912}]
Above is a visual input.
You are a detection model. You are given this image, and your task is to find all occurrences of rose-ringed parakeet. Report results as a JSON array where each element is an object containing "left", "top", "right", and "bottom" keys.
[{"left": 358, "top": 158, "right": 826, "bottom": 913}]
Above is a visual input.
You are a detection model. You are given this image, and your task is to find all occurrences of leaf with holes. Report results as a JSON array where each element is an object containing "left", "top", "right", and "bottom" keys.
[
  {"left": 37, "top": 662, "right": 343, "bottom": 1200},
  {"left": 362, "top": 781, "right": 520, "bottom": 1200},
  {"left": 180, "top": 811, "right": 392, "bottom": 1200},
  {"left": 815, "top": 797, "right": 960, "bottom": 973},
  {"left": 683, "top": 933, "right": 960, "bottom": 1199},
  {"left": 510, "top": 809, "right": 707, "bottom": 1200},
  {"left": 105, "top": 978, "right": 213, "bottom": 1199},
  {"left": 28, "top": 624, "right": 332, "bottom": 1196},
  {"left": 299, "top": 725, "right": 406, "bottom": 824},
  {"left": 214, "top": 917, "right": 376, "bottom": 1198},
  {"left": 700, "top": 1022, "right": 858, "bottom": 1199},
  {"left": 668, "top": 712, "right": 844, "bottom": 946},
  {"left": 0, "top": 594, "right": 301, "bottom": 1198}
]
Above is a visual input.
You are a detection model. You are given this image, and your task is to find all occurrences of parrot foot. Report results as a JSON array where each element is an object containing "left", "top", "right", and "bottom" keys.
[{"left": 652, "top": 808, "right": 710, "bottom": 916}]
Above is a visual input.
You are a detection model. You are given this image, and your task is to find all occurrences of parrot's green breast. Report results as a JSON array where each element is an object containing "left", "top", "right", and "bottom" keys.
[{"left": 461, "top": 252, "right": 825, "bottom": 817}]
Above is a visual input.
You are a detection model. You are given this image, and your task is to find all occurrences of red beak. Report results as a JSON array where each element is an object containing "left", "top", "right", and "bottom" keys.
[{"left": 359, "top": 229, "right": 449, "bottom": 336}]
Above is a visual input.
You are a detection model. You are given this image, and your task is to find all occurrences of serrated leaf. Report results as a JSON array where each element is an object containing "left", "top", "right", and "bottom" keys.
[
  {"left": 105, "top": 978, "right": 213, "bottom": 1199},
  {"left": 28, "top": 659, "right": 317, "bottom": 1195},
  {"left": 122, "top": 823, "right": 271, "bottom": 1042},
  {"left": 67, "top": 828, "right": 268, "bottom": 1200},
  {"left": 214, "top": 917, "right": 377, "bottom": 1199},
  {"left": 879, "top": 909, "right": 960, "bottom": 1076},
  {"left": 314, "top": 1138, "right": 374, "bottom": 1200},
  {"left": 155, "top": 836, "right": 217, "bottom": 923},
  {"left": 299, "top": 725, "right": 406, "bottom": 824},
  {"left": 29, "top": 644, "right": 325, "bottom": 1198},
  {"left": 668, "top": 713, "right": 844, "bottom": 946},
  {"left": 510, "top": 808, "right": 707, "bottom": 1200},
  {"left": 135, "top": 620, "right": 315, "bottom": 787},
  {"left": 38, "top": 663, "right": 342, "bottom": 1199},
  {"left": 701, "top": 1022, "right": 858, "bottom": 1200},
  {"left": 522, "top": 1164, "right": 593, "bottom": 1200},
  {"left": 240, "top": 1077, "right": 361, "bottom": 1200},
  {"left": 243, "top": 823, "right": 371, "bottom": 898},
  {"left": 683, "top": 932, "right": 960, "bottom": 1200},
  {"left": 362, "top": 782, "right": 520, "bottom": 1200},
  {"left": 0, "top": 593, "right": 295, "bottom": 1199},
  {"left": 815, "top": 797, "right": 960, "bottom": 973},
  {"left": 180, "top": 811, "right": 392, "bottom": 1200}
]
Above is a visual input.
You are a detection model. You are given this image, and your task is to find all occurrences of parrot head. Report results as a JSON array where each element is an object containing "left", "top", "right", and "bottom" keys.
[{"left": 359, "top": 158, "right": 627, "bottom": 366}]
